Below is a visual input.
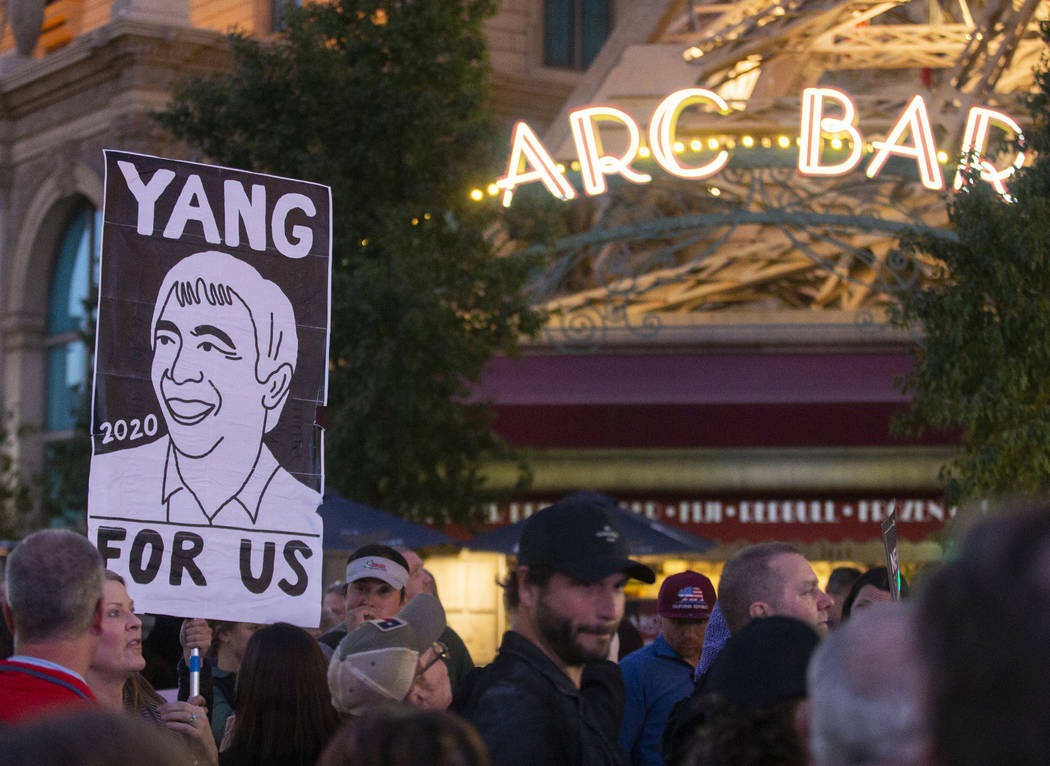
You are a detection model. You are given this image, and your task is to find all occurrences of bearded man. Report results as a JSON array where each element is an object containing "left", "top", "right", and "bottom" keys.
[{"left": 452, "top": 492, "right": 655, "bottom": 766}]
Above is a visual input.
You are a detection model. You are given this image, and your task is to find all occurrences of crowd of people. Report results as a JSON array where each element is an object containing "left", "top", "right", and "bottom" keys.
[{"left": 0, "top": 490, "right": 1048, "bottom": 765}]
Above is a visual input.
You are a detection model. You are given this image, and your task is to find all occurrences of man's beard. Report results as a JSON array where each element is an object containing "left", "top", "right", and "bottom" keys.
[{"left": 535, "top": 595, "right": 614, "bottom": 667}]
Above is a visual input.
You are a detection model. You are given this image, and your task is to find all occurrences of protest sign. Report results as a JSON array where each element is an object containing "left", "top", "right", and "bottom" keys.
[
  {"left": 881, "top": 501, "right": 902, "bottom": 601},
  {"left": 87, "top": 150, "right": 331, "bottom": 626}
]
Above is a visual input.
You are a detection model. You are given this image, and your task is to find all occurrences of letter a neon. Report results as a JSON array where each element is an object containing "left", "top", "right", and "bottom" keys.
[
  {"left": 569, "top": 106, "right": 651, "bottom": 196},
  {"left": 496, "top": 121, "right": 576, "bottom": 206},
  {"left": 954, "top": 106, "right": 1025, "bottom": 196},
  {"left": 798, "top": 88, "right": 863, "bottom": 176},
  {"left": 866, "top": 95, "right": 944, "bottom": 190}
]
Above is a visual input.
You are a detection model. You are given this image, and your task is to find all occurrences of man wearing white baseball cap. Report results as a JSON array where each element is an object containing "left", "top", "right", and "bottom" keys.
[{"left": 317, "top": 544, "right": 410, "bottom": 661}]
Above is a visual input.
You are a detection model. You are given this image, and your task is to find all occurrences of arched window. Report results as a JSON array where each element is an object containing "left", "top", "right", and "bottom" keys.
[{"left": 45, "top": 201, "right": 100, "bottom": 435}]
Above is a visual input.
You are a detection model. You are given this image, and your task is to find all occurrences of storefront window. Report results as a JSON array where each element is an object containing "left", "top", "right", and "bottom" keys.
[{"left": 544, "top": 0, "right": 611, "bottom": 70}]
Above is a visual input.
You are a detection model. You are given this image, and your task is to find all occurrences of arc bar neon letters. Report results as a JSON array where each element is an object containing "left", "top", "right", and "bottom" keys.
[{"left": 496, "top": 87, "right": 1025, "bottom": 206}]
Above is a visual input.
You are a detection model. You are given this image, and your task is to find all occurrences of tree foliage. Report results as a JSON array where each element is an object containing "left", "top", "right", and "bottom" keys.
[
  {"left": 155, "top": 0, "right": 545, "bottom": 524},
  {"left": 890, "top": 27, "right": 1050, "bottom": 505},
  {"left": 0, "top": 418, "right": 34, "bottom": 538}
]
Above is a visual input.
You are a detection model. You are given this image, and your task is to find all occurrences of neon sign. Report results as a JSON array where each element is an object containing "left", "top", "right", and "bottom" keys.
[{"left": 494, "top": 87, "right": 1025, "bottom": 205}]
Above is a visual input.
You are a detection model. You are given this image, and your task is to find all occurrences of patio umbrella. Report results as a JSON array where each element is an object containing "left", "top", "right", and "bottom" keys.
[
  {"left": 318, "top": 490, "right": 458, "bottom": 550},
  {"left": 465, "top": 493, "right": 715, "bottom": 556}
]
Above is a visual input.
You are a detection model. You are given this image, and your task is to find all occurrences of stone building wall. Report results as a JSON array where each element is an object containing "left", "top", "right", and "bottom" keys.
[{"left": 0, "top": 6, "right": 228, "bottom": 498}]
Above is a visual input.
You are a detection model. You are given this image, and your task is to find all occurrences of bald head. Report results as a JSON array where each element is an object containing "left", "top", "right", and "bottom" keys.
[{"left": 397, "top": 547, "right": 426, "bottom": 601}]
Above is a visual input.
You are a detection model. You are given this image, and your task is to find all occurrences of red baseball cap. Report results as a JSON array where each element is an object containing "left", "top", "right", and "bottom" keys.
[{"left": 658, "top": 570, "right": 716, "bottom": 620}]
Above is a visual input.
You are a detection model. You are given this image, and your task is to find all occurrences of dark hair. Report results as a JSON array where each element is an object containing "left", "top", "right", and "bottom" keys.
[
  {"left": 682, "top": 694, "right": 806, "bottom": 766},
  {"left": 919, "top": 502, "right": 1050, "bottom": 766},
  {"left": 718, "top": 542, "right": 801, "bottom": 634},
  {"left": 0, "top": 609, "right": 12, "bottom": 659},
  {"left": 0, "top": 708, "right": 190, "bottom": 766},
  {"left": 840, "top": 566, "right": 910, "bottom": 621},
  {"left": 226, "top": 622, "right": 340, "bottom": 766},
  {"left": 706, "top": 616, "right": 818, "bottom": 710},
  {"left": 347, "top": 544, "right": 409, "bottom": 601},
  {"left": 499, "top": 565, "right": 554, "bottom": 612},
  {"left": 317, "top": 704, "right": 490, "bottom": 766},
  {"left": 825, "top": 566, "right": 861, "bottom": 596},
  {"left": 347, "top": 544, "right": 408, "bottom": 569}
]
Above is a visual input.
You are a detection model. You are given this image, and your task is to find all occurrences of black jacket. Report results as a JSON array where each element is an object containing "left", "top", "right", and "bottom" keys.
[
  {"left": 661, "top": 668, "right": 711, "bottom": 766},
  {"left": 451, "top": 631, "right": 627, "bottom": 766}
]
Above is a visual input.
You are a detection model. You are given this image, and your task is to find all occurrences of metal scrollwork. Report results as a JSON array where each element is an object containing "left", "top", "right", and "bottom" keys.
[{"left": 530, "top": 166, "right": 952, "bottom": 352}]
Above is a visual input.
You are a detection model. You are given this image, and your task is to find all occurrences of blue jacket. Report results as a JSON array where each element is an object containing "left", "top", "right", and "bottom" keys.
[{"left": 618, "top": 634, "right": 696, "bottom": 766}]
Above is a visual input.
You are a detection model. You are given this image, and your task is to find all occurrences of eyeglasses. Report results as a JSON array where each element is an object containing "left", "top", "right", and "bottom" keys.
[{"left": 416, "top": 641, "right": 448, "bottom": 679}]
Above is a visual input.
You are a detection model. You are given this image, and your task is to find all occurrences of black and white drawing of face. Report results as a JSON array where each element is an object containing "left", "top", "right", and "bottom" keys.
[{"left": 149, "top": 251, "right": 297, "bottom": 459}]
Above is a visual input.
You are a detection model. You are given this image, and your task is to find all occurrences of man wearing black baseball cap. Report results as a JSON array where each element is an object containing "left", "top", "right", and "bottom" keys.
[{"left": 453, "top": 491, "right": 655, "bottom": 766}]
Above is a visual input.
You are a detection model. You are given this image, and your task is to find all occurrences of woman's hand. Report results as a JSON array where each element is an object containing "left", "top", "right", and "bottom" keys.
[
  {"left": 159, "top": 696, "right": 218, "bottom": 766},
  {"left": 180, "top": 618, "right": 212, "bottom": 665}
]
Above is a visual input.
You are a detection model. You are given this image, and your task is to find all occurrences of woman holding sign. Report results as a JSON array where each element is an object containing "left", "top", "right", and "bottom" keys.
[{"left": 85, "top": 571, "right": 218, "bottom": 765}]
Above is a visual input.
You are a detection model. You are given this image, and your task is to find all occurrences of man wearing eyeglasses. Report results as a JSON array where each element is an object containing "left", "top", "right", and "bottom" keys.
[
  {"left": 405, "top": 640, "right": 453, "bottom": 710},
  {"left": 397, "top": 546, "right": 474, "bottom": 695},
  {"left": 321, "top": 545, "right": 455, "bottom": 712},
  {"left": 328, "top": 594, "right": 452, "bottom": 716}
]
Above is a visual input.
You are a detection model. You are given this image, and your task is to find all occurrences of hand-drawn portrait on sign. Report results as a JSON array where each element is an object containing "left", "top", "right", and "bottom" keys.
[
  {"left": 91, "top": 251, "right": 316, "bottom": 529},
  {"left": 87, "top": 151, "right": 331, "bottom": 627}
]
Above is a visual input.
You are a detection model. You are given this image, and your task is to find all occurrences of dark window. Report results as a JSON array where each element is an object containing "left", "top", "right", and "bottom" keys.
[
  {"left": 45, "top": 202, "right": 100, "bottom": 434},
  {"left": 544, "top": 0, "right": 611, "bottom": 70},
  {"left": 273, "top": 0, "right": 303, "bottom": 32}
]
